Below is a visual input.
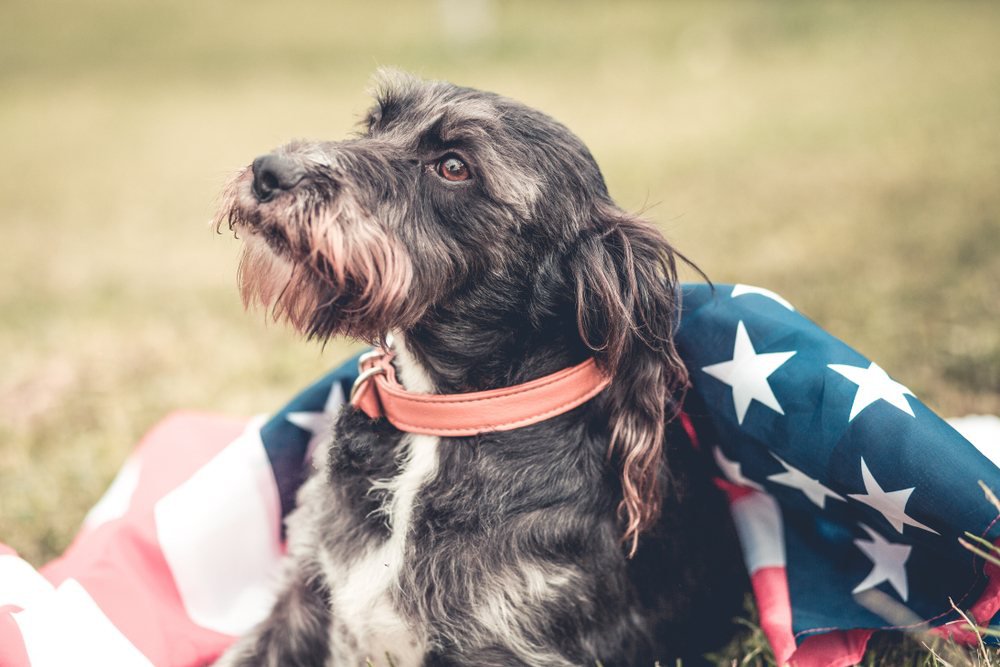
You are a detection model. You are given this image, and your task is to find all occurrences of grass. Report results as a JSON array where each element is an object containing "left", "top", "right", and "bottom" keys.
[{"left": 1, "top": 1, "right": 998, "bottom": 663}]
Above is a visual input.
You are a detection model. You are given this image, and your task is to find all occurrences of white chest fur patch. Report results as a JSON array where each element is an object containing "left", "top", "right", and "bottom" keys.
[
  {"left": 322, "top": 335, "right": 440, "bottom": 666},
  {"left": 323, "top": 433, "right": 439, "bottom": 666}
]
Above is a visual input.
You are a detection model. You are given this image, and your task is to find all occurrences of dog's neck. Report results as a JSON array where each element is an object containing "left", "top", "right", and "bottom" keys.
[
  {"left": 396, "top": 283, "right": 590, "bottom": 395},
  {"left": 388, "top": 333, "right": 437, "bottom": 394}
]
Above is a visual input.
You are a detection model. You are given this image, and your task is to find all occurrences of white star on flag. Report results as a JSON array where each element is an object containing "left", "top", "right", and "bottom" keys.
[
  {"left": 702, "top": 321, "right": 797, "bottom": 425},
  {"left": 286, "top": 383, "right": 345, "bottom": 464},
  {"left": 848, "top": 458, "right": 938, "bottom": 535},
  {"left": 828, "top": 361, "right": 915, "bottom": 421},
  {"left": 853, "top": 523, "right": 912, "bottom": 601},
  {"left": 731, "top": 284, "right": 796, "bottom": 311},
  {"left": 767, "top": 454, "right": 844, "bottom": 509},
  {"left": 713, "top": 447, "right": 764, "bottom": 491}
]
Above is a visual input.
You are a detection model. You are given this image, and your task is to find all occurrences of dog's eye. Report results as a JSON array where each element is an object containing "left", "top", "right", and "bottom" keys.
[{"left": 436, "top": 155, "right": 470, "bottom": 182}]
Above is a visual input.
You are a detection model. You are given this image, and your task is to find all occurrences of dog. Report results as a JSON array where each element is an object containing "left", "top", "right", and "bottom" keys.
[{"left": 213, "top": 70, "right": 747, "bottom": 667}]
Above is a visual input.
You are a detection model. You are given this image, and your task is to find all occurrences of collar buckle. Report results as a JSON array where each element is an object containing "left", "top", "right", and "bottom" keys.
[
  {"left": 349, "top": 366, "right": 386, "bottom": 406},
  {"left": 349, "top": 348, "right": 390, "bottom": 407}
]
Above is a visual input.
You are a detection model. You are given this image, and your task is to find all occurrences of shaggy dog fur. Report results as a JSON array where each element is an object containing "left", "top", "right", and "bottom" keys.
[{"left": 213, "top": 71, "right": 747, "bottom": 666}]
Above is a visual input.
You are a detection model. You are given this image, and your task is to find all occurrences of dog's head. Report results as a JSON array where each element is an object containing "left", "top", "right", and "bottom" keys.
[{"left": 217, "top": 70, "right": 694, "bottom": 551}]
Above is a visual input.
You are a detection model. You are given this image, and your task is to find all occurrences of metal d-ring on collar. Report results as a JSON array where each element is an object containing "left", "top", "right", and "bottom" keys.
[{"left": 349, "top": 349, "right": 389, "bottom": 405}]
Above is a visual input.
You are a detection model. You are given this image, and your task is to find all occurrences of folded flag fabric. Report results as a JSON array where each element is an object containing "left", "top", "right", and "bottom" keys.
[
  {"left": 677, "top": 284, "right": 1000, "bottom": 665},
  {"left": 0, "top": 360, "right": 362, "bottom": 667},
  {"left": 1, "top": 283, "right": 998, "bottom": 667}
]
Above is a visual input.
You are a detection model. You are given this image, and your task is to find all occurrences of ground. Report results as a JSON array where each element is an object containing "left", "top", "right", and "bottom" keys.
[{"left": 1, "top": 1, "right": 998, "bottom": 664}]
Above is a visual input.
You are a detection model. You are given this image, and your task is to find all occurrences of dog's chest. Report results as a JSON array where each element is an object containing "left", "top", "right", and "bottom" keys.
[{"left": 319, "top": 430, "right": 439, "bottom": 667}]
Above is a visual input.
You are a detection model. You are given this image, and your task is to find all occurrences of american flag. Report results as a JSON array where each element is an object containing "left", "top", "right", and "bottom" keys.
[
  {"left": 677, "top": 283, "right": 1000, "bottom": 665},
  {"left": 0, "top": 360, "right": 360, "bottom": 667},
  {"left": 0, "top": 283, "right": 997, "bottom": 666}
]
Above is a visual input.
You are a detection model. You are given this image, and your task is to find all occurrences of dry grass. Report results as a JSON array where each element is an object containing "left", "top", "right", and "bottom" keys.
[{"left": 1, "top": 1, "right": 998, "bottom": 662}]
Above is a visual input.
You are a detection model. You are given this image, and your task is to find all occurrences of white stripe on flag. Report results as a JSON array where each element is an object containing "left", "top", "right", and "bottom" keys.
[
  {"left": 730, "top": 490, "right": 787, "bottom": 572},
  {"left": 0, "top": 555, "right": 54, "bottom": 610},
  {"left": 154, "top": 416, "right": 284, "bottom": 636},
  {"left": 12, "top": 578, "right": 153, "bottom": 667},
  {"left": 83, "top": 456, "right": 142, "bottom": 531},
  {"left": 949, "top": 415, "right": 1000, "bottom": 470}
]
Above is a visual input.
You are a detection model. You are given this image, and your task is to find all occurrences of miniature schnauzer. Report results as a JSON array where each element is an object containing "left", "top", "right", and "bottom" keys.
[{"left": 214, "top": 71, "right": 746, "bottom": 666}]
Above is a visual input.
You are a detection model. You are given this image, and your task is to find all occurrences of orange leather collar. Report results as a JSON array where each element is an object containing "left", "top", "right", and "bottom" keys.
[{"left": 349, "top": 348, "right": 611, "bottom": 437}]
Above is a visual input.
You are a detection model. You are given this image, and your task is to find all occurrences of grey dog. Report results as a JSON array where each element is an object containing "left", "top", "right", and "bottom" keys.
[{"left": 214, "top": 70, "right": 747, "bottom": 666}]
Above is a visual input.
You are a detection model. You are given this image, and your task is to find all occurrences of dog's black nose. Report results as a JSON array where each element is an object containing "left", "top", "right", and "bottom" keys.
[{"left": 251, "top": 154, "right": 306, "bottom": 202}]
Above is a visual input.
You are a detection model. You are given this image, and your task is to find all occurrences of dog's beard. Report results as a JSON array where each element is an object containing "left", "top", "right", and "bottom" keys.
[{"left": 216, "top": 172, "right": 419, "bottom": 343}]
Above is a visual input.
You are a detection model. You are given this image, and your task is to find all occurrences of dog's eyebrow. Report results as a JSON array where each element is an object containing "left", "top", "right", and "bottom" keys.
[{"left": 420, "top": 108, "right": 502, "bottom": 153}]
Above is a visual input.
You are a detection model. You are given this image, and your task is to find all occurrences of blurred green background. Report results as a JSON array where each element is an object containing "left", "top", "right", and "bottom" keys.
[{"left": 1, "top": 0, "right": 998, "bottom": 600}]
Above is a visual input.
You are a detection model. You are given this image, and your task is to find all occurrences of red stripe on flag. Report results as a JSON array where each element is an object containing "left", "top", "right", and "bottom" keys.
[
  {"left": 751, "top": 566, "right": 796, "bottom": 665},
  {"left": 790, "top": 629, "right": 874, "bottom": 667},
  {"left": 0, "top": 612, "right": 31, "bottom": 667},
  {"left": 677, "top": 411, "right": 701, "bottom": 451},
  {"left": 42, "top": 412, "right": 249, "bottom": 667},
  {"left": 714, "top": 476, "right": 758, "bottom": 502},
  {"left": 933, "top": 545, "right": 1000, "bottom": 644}
]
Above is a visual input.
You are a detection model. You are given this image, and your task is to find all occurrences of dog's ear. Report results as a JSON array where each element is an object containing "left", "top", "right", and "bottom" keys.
[{"left": 569, "top": 202, "right": 691, "bottom": 555}]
